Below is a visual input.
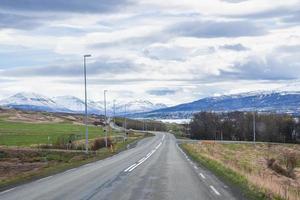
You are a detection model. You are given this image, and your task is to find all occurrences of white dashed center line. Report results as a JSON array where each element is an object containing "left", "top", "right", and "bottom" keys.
[
  {"left": 199, "top": 173, "right": 206, "bottom": 179},
  {"left": 210, "top": 185, "right": 221, "bottom": 196}
]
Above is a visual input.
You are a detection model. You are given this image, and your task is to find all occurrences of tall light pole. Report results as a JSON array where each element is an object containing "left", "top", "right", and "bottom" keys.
[
  {"left": 253, "top": 111, "right": 256, "bottom": 143},
  {"left": 124, "top": 104, "right": 127, "bottom": 141},
  {"left": 113, "top": 99, "right": 116, "bottom": 124},
  {"left": 143, "top": 109, "right": 145, "bottom": 131},
  {"left": 104, "top": 90, "right": 108, "bottom": 147},
  {"left": 83, "top": 54, "right": 91, "bottom": 153}
]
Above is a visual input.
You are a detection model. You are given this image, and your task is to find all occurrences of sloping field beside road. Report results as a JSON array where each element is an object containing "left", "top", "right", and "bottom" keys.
[
  {"left": 182, "top": 143, "right": 300, "bottom": 200},
  {"left": 0, "top": 119, "right": 107, "bottom": 146}
]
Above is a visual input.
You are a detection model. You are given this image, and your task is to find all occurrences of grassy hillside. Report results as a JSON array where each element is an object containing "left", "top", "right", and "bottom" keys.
[
  {"left": 181, "top": 142, "right": 300, "bottom": 200},
  {"left": 0, "top": 119, "right": 105, "bottom": 146},
  {"left": 0, "top": 108, "right": 112, "bottom": 146},
  {"left": 0, "top": 133, "right": 148, "bottom": 189}
]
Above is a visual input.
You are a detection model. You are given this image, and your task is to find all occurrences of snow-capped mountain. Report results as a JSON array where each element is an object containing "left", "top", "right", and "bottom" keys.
[
  {"left": 52, "top": 96, "right": 103, "bottom": 114},
  {"left": 0, "top": 92, "right": 167, "bottom": 115},
  {"left": 136, "top": 91, "right": 300, "bottom": 118},
  {"left": 115, "top": 100, "right": 167, "bottom": 115},
  {"left": 0, "top": 92, "right": 69, "bottom": 112}
]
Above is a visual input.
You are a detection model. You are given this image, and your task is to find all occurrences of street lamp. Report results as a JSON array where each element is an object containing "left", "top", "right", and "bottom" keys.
[
  {"left": 124, "top": 104, "right": 127, "bottom": 141},
  {"left": 104, "top": 90, "right": 108, "bottom": 147},
  {"left": 113, "top": 99, "right": 116, "bottom": 124},
  {"left": 253, "top": 111, "right": 256, "bottom": 144},
  {"left": 83, "top": 54, "right": 91, "bottom": 153}
]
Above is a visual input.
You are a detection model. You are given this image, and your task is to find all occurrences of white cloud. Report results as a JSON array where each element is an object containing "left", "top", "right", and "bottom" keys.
[{"left": 0, "top": 0, "right": 299, "bottom": 105}]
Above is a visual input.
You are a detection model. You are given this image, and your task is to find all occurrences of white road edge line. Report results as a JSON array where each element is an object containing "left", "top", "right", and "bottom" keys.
[
  {"left": 37, "top": 175, "right": 53, "bottom": 182},
  {"left": 66, "top": 168, "right": 76, "bottom": 173},
  {"left": 210, "top": 185, "right": 221, "bottom": 196},
  {"left": 177, "top": 142, "right": 208, "bottom": 182},
  {"left": 199, "top": 173, "right": 206, "bottom": 179},
  {"left": 0, "top": 188, "right": 15, "bottom": 195}
]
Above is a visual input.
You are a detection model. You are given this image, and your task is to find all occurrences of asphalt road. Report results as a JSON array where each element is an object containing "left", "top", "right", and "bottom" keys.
[{"left": 0, "top": 132, "right": 243, "bottom": 200}]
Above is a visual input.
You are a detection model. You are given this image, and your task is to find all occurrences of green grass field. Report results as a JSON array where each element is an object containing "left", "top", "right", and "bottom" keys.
[{"left": 0, "top": 120, "right": 108, "bottom": 146}]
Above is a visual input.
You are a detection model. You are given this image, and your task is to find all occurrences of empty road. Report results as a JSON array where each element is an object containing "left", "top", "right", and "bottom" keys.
[{"left": 0, "top": 132, "right": 243, "bottom": 200}]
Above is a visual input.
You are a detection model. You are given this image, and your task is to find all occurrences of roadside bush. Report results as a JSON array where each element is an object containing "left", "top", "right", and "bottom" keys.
[
  {"left": 91, "top": 137, "right": 113, "bottom": 151},
  {"left": 284, "top": 152, "right": 297, "bottom": 178},
  {"left": 267, "top": 153, "right": 297, "bottom": 179},
  {"left": 54, "top": 134, "right": 75, "bottom": 149},
  {"left": 0, "top": 151, "right": 7, "bottom": 160},
  {"left": 267, "top": 158, "right": 288, "bottom": 176},
  {"left": 46, "top": 154, "right": 63, "bottom": 162}
]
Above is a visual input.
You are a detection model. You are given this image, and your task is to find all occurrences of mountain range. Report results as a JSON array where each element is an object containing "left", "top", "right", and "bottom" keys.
[
  {"left": 1, "top": 91, "right": 300, "bottom": 118},
  {"left": 134, "top": 91, "right": 300, "bottom": 118},
  {"left": 0, "top": 92, "right": 167, "bottom": 115}
]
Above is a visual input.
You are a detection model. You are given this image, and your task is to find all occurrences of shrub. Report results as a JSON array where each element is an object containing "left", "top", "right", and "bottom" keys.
[
  {"left": 284, "top": 152, "right": 297, "bottom": 178},
  {"left": 267, "top": 153, "right": 297, "bottom": 179},
  {"left": 91, "top": 137, "right": 113, "bottom": 151},
  {"left": 0, "top": 151, "right": 7, "bottom": 160}
]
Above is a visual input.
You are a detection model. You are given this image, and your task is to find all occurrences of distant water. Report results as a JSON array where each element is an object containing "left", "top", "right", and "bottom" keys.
[{"left": 158, "top": 119, "right": 191, "bottom": 124}]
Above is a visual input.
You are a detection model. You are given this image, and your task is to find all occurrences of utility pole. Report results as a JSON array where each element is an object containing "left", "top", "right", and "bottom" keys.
[
  {"left": 221, "top": 130, "right": 223, "bottom": 140},
  {"left": 83, "top": 54, "right": 91, "bottom": 153},
  {"left": 113, "top": 99, "right": 116, "bottom": 124},
  {"left": 253, "top": 111, "right": 256, "bottom": 144},
  {"left": 124, "top": 104, "right": 127, "bottom": 141},
  {"left": 142, "top": 109, "right": 145, "bottom": 131},
  {"left": 104, "top": 90, "right": 108, "bottom": 148}
]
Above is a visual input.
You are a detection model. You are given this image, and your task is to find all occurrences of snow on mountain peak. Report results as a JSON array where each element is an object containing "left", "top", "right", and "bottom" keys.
[
  {"left": 0, "top": 93, "right": 167, "bottom": 115},
  {"left": 1, "top": 92, "right": 56, "bottom": 106}
]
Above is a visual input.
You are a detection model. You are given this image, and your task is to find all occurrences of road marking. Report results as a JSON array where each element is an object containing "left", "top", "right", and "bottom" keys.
[
  {"left": 37, "top": 175, "right": 53, "bottom": 182},
  {"left": 66, "top": 168, "right": 76, "bottom": 173},
  {"left": 147, "top": 152, "right": 153, "bottom": 158},
  {"left": 138, "top": 157, "right": 147, "bottom": 163},
  {"left": 0, "top": 188, "right": 15, "bottom": 195},
  {"left": 210, "top": 185, "right": 221, "bottom": 196},
  {"left": 193, "top": 165, "right": 198, "bottom": 170},
  {"left": 125, "top": 140, "right": 163, "bottom": 173},
  {"left": 199, "top": 173, "right": 206, "bottom": 179},
  {"left": 124, "top": 163, "right": 137, "bottom": 172},
  {"left": 128, "top": 158, "right": 146, "bottom": 172},
  {"left": 156, "top": 142, "right": 162, "bottom": 149}
]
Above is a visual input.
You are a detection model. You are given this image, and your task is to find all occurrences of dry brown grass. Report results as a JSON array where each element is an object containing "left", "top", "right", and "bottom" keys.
[
  {"left": 187, "top": 143, "right": 300, "bottom": 200},
  {"left": 0, "top": 108, "right": 99, "bottom": 124}
]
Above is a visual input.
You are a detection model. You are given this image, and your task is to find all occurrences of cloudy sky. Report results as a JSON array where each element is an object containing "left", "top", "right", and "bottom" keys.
[{"left": 0, "top": 0, "right": 299, "bottom": 105}]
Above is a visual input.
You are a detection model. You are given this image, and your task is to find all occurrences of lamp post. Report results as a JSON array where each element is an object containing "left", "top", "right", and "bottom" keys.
[
  {"left": 83, "top": 54, "right": 91, "bottom": 153},
  {"left": 113, "top": 99, "right": 116, "bottom": 124},
  {"left": 124, "top": 104, "right": 127, "bottom": 141},
  {"left": 253, "top": 111, "right": 256, "bottom": 143},
  {"left": 104, "top": 90, "right": 108, "bottom": 147}
]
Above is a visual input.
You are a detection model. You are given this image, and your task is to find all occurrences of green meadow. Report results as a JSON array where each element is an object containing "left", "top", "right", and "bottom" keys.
[{"left": 0, "top": 120, "right": 106, "bottom": 146}]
